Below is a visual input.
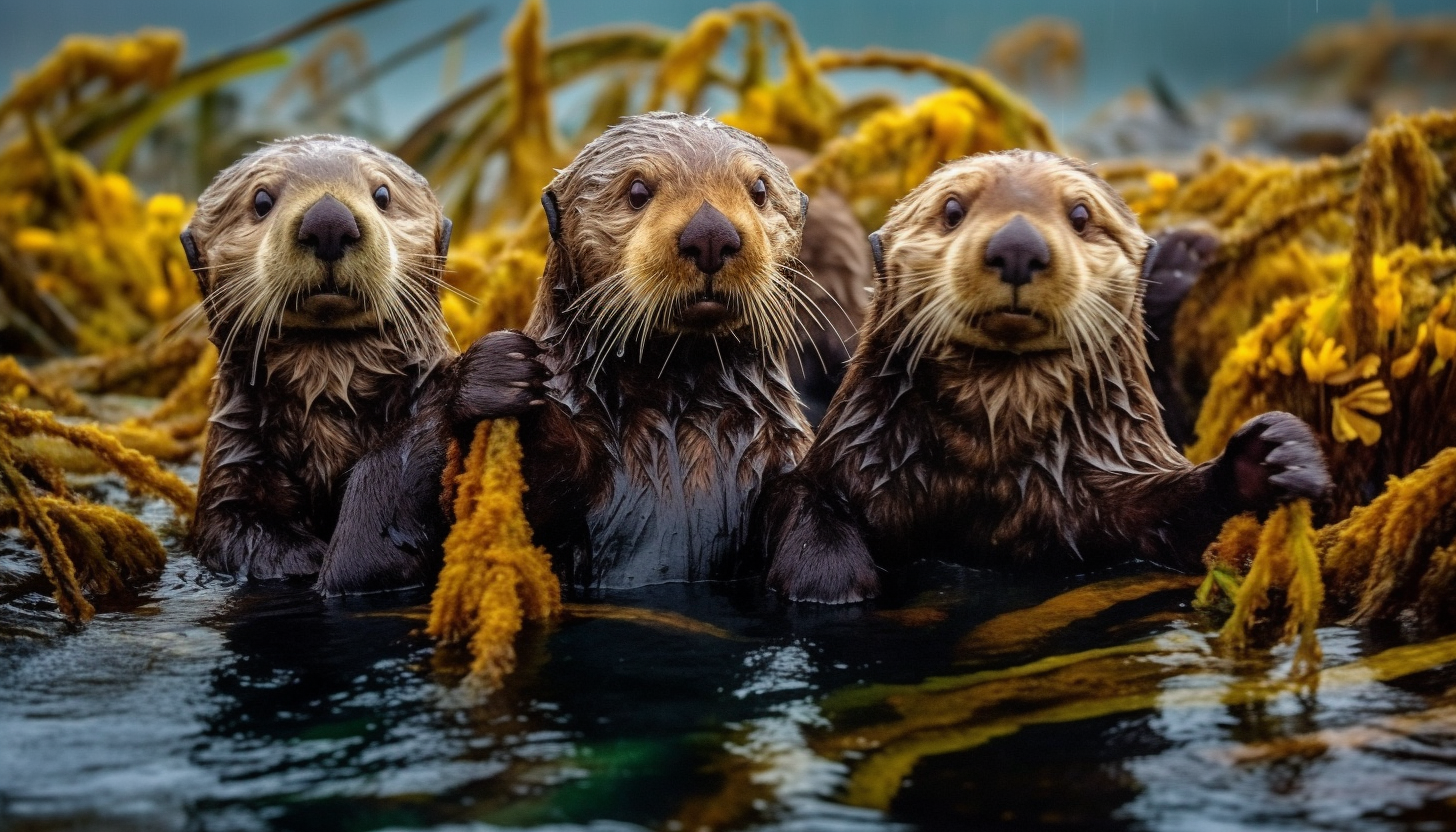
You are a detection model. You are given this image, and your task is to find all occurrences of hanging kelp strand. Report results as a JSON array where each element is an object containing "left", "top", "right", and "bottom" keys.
[{"left": 428, "top": 419, "right": 561, "bottom": 690}]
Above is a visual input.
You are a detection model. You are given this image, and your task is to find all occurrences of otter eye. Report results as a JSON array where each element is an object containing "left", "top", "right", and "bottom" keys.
[
  {"left": 944, "top": 197, "right": 965, "bottom": 229},
  {"left": 253, "top": 189, "right": 274, "bottom": 218},
  {"left": 1070, "top": 203, "right": 1090, "bottom": 233},
  {"left": 750, "top": 178, "right": 767, "bottom": 207},
  {"left": 628, "top": 179, "right": 652, "bottom": 210},
  {"left": 373, "top": 185, "right": 390, "bottom": 210}
]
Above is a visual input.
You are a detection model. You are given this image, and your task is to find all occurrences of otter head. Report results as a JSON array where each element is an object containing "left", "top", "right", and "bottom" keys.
[
  {"left": 539, "top": 113, "right": 808, "bottom": 366},
  {"left": 181, "top": 135, "right": 452, "bottom": 361},
  {"left": 870, "top": 150, "right": 1154, "bottom": 367}
]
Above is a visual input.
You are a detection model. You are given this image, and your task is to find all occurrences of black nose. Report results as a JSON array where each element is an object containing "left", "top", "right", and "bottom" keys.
[
  {"left": 297, "top": 194, "right": 360, "bottom": 262},
  {"left": 984, "top": 215, "right": 1050, "bottom": 287},
  {"left": 678, "top": 202, "right": 741, "bottom": 276}
]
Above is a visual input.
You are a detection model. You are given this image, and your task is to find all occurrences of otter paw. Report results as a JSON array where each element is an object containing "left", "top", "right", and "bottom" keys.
[
  {"left": 1144, "top": 228, "right": 1217, "bottom": 326},
  {"left": 451, "top": 330, "right": 550, "bottom": 422},
  {"left": 1222, "top": 411, "right": 1331, "bottom": 509},
  {"left": 766, "top": 501, "right": 880, "bottom": 604}
]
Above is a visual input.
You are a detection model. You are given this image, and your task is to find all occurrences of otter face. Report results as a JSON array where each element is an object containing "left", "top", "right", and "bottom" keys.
[
  {"left": 544, "top": 113, "right": 808, "bottom": 362},
  {"left": 182, "top": 135, "right": 451, "bottom": 360},
  {"left": 873, "top": 150, "right": 1152, "bottom": 365}
]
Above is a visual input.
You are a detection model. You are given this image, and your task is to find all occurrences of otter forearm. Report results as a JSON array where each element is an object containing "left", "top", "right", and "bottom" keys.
[
  {"left": 316, "top": 407, "right": 451, "bottom": 594},
  {"left": 1086, "top": 463, "right": 1232, "bottom": 570}
]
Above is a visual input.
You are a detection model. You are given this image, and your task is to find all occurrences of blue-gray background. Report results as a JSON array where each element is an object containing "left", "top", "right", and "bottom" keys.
[{"left": 2, "top": 0, "right": 1451, "bottom": 137}]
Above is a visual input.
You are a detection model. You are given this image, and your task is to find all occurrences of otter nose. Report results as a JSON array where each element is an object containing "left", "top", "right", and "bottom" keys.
[
  {"left": 984, "top": 215, "right": 1050, "bottom": 287},
  {"left": 678, "top": 202, "right": 741, "bottom": 276},
  {"left": 297, "top": 194, "right": 360, "bottom": 262}
]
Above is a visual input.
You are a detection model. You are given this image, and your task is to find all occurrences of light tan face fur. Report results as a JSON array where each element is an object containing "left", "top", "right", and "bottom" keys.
[
  {"left": 875, "top": 150, "right": 1152, "bottom": 368},
  {"left": 549, "top": 114, "right": 809, "bottom": 360},
  {"left": 185, "top": 135, "right": 449, "bottom": 360}
]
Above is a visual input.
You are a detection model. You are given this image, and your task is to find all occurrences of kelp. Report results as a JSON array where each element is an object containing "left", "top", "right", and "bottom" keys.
[
  {"left": 0, "top": 128, "right": 198, "bottom": 354},
  {"left": 1122, "top": 112, "right": 1456, "bottom": 519},
  {"left": 1257, "top": 6, "right": 1456, "bottom": 111},
  {"left": 1202, "top": 502, "right": 1324, "bottom": 678},
  {"left": 397, "top": 0, "right": 1055, "bottom": 231},
  {"left": 428, "top": 419, "right": 560, "bottom": 690},
  {"left": 821, "top": 632, "right": 1456, "bottom": 811},
  {"left": 0, "top": 402, "right": 194, "bottom": 620},
  {"left": 1201, "top": 449, "right": 1456, "bottom": 644},
  {"left": 953, "top": 572, "right": 1202, "bottom": 660},
  {"left": 978, "top": 16, "right": 1083, "bottom": 96}
]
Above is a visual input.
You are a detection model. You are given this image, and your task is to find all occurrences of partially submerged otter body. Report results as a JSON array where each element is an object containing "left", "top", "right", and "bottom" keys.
[
  {"left": 510, "top": 113, "right": 813, "bottom": 592},
  {"left": 522, "top": 338, "right": 802, "bottom": 590},
  {"left": 183, "top": 135, "right": 548, "bottom": 593},
  {"left": 200, "top": 336, "right": 441, "bottom": 580},
  {"left": 764, "top": 150, "right": 1331, "bottom": 603}
]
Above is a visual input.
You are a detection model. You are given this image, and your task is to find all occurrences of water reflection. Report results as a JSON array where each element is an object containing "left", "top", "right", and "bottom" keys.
[{"left": 4, "top": 556, "right": 1456, "bottom": 830}]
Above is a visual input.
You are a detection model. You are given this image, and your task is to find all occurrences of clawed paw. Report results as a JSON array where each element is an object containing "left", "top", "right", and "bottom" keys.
[
  {"left": 1222, "top": 411, "right": 1331, "bottom": 509},
  {"left": 451, "top": 330, "right": 551, "bottom": 422}
]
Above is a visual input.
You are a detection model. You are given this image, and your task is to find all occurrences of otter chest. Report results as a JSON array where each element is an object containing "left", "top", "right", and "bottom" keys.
[{"left": 585, "top": 410, "right": 764, "bottom": 589}]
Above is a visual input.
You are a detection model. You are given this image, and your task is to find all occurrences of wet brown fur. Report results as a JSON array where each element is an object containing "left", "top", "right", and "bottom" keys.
[
  {"left": 772, "top": 146, "right": 872, "bottom": 426},
  {"left": 186, "top": 135, "right": 453, "bottom": 583},
  {"left": 764, "top": 150, "right": 1330, "bottom": 603},
  {"left": 514, "top": 113, "right": 814, "bottom": 592}
]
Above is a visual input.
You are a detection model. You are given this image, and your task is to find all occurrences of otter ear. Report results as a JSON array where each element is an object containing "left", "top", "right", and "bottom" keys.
[
  {"left": 868, "top": 230, "right": 886, "bottom": 278},
  {"left": 799, "top": 192, "right": 810, "bottom": 223},
  {"left": 541, "top": 190, "right": 562, "bottom": 242},
  {"left": 180, "top": 229, "right": 207, "bottom": 298},
  {"left": 438, "top": 218, "right": 453, "bottom": 259},
  {"left": 1138, "top": 236, "right": 1160, "bottom": 286}
]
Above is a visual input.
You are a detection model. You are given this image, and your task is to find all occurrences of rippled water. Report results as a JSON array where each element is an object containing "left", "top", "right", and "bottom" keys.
[{"left": 5, "top": 481, "right": 1456, "bottom": 832}]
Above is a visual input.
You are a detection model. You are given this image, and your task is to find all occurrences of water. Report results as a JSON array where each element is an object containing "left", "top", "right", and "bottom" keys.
[{"left": 5, "top": 500, "right": 1456, "bottom": 832}]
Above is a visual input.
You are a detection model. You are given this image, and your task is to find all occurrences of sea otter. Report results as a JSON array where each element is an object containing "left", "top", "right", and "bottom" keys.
[
  {"left": 496, "top": 112, "right": 814, "bottom": 592},
  {"left": 772, "top": 146, "right": 872, "bottom": 426},
  {"left": 763, "top": 150, "right": 1331, "bottom": 603},
  {"left": 183, "top": 135, "right": 545, "bottom": 590}
]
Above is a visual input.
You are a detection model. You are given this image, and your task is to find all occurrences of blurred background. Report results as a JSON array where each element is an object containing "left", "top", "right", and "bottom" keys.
[{"left": 6, "top": 0, "right": 1456, "bottom": 197}]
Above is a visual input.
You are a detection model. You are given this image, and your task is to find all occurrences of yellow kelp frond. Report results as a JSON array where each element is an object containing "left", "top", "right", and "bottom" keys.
[
  {"left": 0, "top": 29, "right": 183, "bottom": 120},
  {"left": 441, "top": 228, "right": 546, "bottom": 344},
  {"left": 496, "top": 0, "right": 566, "bottom": 224},
  {"left": 32, "top": 324, "right": 212, "bottom": 398},
  {"left": 428, "top": 419, "right": 561, "bottom": 691},
  {"left": 827, "top": 632, "right": 1456, "bottom": 811},
  {"left": 794, "top": 88, "right": 1047, "bottom": 228},
  {"left": 0, "top": 402, "right": 195, "bottom": 514},
  {"left": 718, "top": 5, "right": 842, "bottom": 149},
  {"left": 1320, "top": 446, "right": 1456, "bottom": 626},
  {"left": 0, "top": 140, "right": 196, "bottom": 354},
  {"left": 1198, "top": 449, "right": 1456, "bottom": 650},
  {"left": 814, "top": 47, "right": 1059, "bottom": 152},
  {"left": 23, "top": 497, "right": 167, "bottom": 597},
  {"left": 0, "top": 356, "right": 88, "bottom": 416},
  {"left": 1172, "top": 111, "right": 1456, "bottom": 515},
  {"left": 0, "top": 400, "right": 189, "bottom": 621},
  {"left": 0, "top": 441, "right": 90, "bottom": 620},
  {"left": 1168, "top": 112, "right": 1454, "bottom": 390},
  {"left": 954, "top": 573, "right": 1201, "bottom": 660},
  {"left": 1210, "top": 502, "right": 1323, "bottom": 678}
]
